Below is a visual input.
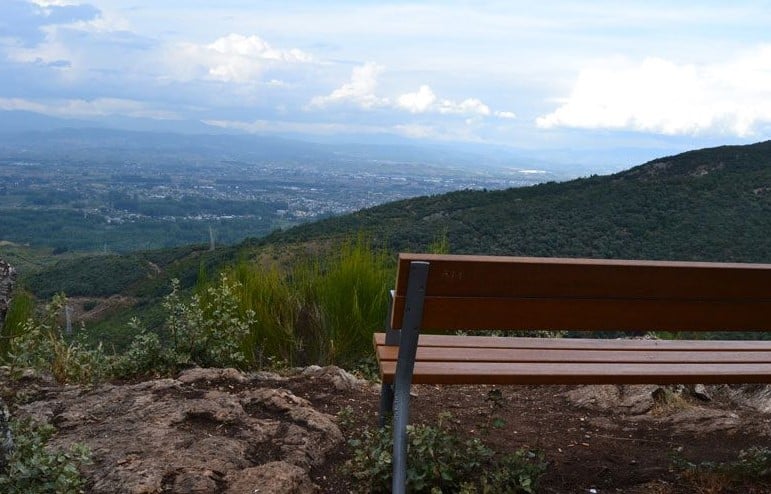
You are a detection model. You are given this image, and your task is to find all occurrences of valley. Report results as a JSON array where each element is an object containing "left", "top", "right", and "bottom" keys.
[{"left": 0, "top": 129, "right": 549, "bottom": 254}]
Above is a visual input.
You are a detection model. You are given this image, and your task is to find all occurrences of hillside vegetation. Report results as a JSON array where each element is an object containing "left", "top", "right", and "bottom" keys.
[
  {"left": 265, "top": 140, "right": 771, "bottom": 263},
  {"left": 6, "top": 139, "right": 771, "bottom": 357}
]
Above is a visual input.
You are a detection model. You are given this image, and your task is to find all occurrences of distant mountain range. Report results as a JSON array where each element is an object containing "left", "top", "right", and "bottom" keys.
[{"left": 0, "top": 110, "right": 683, "bottom": 177}]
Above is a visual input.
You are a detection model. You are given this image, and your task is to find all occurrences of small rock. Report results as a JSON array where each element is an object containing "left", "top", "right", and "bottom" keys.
[
  {"left": 301, "top": 366, "right": 368, "bottom": 392},
  {"left": 225, "top": 462, "right": 318, "bottom": 494},
  {"left": 692, "top": 384, "right": 712, "bottom": 402},
  {"left": 177, "top": 368, "right": 248, "bottom": 384}
]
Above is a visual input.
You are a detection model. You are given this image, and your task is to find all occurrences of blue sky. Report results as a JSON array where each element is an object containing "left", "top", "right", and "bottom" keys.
[{"left": 2, "top": 0, "right": 771, "bottom": 168}]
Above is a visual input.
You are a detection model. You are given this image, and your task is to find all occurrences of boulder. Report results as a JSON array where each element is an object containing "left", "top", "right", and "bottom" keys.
[{"left": 15, "top": 369, "right": 344, "bottom": 493}]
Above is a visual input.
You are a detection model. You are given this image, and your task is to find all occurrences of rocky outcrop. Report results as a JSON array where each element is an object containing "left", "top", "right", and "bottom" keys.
[
  {"left": 0, "top": 259, "right": 17, "bottom": 335},
  {"left": 563, "top": 383, "right": 771, "bottom": 435},
  {"left": 15, "top": 367, "right": 355, "bottom": 494},
  {"left": 0, "top": 260, "right": 16, "bottom": 474},
  {"left": 0, "top": 398, "right": 12, "bottom": 474}
]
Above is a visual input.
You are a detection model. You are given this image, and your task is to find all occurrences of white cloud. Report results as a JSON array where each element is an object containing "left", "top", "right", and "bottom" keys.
[
  {"left": 29, "top": 0, "right": 79, "bottom": 6},
  {"left": 0, "top": 97, "right": 179, "bottom": 120},
  {"left": 495, "top": 111, "right": 516, "bottom": 119},
  {"left": 397, "top": 85, "right": 436, "bottom": 113},
  {"left": 438, "top": 97, "right": 491, "bottom": 116},
  {"left": 396, "top": 85, "right": 497, "bottom": 118},
  {"left": 175, "top": 34, "right": 312, "bottom": 84},
  {"left": 309, "top": 62, "right": 388, "bottom": 109},
  {"left": 537, "top": 46, "right": 771, "bottom": 136},
  {"left": 311, "top": 66, "right": 508, "bottom": 119}
]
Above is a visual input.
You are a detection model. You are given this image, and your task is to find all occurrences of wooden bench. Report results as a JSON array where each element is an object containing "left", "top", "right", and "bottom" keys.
[{"left": 374, "top": 253, "right": 771, "bottom": 493}]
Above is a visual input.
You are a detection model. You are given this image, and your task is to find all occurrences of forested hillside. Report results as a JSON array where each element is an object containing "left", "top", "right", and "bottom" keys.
[
  {"left": 12, "top": 139, "right": 771, "bottom": 325},
  {"left": 264, "top": 140, "right": 771, "bottom": 263}
]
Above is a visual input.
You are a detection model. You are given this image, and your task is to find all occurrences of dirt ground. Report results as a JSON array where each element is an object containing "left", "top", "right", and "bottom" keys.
[
  {"left": 4, "top": 368, "right": 771, "bottom": 493},
  {"left": 297, "top": 379, "right": 771, "bottom": 494}
]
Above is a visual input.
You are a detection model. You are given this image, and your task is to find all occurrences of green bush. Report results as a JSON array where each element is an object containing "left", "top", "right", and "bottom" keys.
[
  {"left": 109, "top": 318, "right": 178, "bottom": 378},
  {"left": 5, "top": 294, "right": 107, "bottom": 384},
  {"left": 344, "top": 413, "right": 546, "bottom": 493},
  {"left": 0, "top": 419, "right": 91, "bottom": 494},
  {"left": 164, "top": 276, "right": 254, "bottom": 369},
  {"left": 672, "top": 446, "right": 771, "bottom": 490}
]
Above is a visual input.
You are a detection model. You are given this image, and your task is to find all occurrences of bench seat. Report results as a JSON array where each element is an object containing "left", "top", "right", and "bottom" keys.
[{"left": 374, "top": 333, "right": 771, "bottom": 385}]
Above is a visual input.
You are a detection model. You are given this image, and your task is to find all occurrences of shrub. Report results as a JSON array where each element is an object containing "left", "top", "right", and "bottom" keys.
[
  {"left": 5, "top": 294, "right": 107, "bottom": 384},
  {"left": 109, "top": 318, "right": 178, "bottom": 378},
  {"left": 344, "top": 412, "right": 546, "bottom": 493},
  {"left": 164, "top": 276, "right": 254, "bottom": 369},
  {"left": 0, "top": 419, "right": 91, "bottom": 494},
  {"left": 672, "top": 446, "right": 771, "bottom": 492}
]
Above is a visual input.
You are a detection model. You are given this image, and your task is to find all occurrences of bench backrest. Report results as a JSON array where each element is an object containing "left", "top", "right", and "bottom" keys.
[{"left": 390, "top": 253, "right": 771, "bottom": 333}]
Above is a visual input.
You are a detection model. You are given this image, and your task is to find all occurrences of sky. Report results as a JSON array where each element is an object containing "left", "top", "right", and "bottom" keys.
[{"left": 2, "top": 0, "right": 771, "bottom": 169}]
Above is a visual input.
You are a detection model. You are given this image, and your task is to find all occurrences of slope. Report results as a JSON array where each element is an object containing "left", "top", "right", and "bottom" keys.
[{"left": 261, "top": 140, "right": 771, "bottom": 263}]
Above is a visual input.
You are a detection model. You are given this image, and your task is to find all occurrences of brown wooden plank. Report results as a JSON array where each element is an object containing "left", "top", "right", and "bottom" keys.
[
  {"left": 375, "top": 345, "right": 771, "bottom": 364},
  {"left": 395, "top": 253, "right": 771, "bottom": 300},
  {"left": 391, "top": 296, "right": 771, "bottom": 332},
  {"left": 379, "top": 361, "right": 771, "bottom": 385},
  {"left": 373, "top": 333, "right": 771, "bottom": 350}
]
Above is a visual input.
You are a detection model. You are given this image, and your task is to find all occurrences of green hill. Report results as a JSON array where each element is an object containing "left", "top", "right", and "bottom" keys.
[
  {"left": 261, "top": 140, "right": 771, "bottom": 263},
  {"left": 12, "top": 139, "right": 771, "bottom": 343},
  {"left": 19, "top": 138, "right": 771, "bottom": 299}
]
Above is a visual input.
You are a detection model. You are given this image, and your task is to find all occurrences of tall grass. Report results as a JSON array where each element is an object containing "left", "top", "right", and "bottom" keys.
[
  {"left": 226, "top": 262, "right": 298, "bottom": 367},
  {"left": 303, "top": 238, "right": 393, "bottom": 365},
  {"left": 0, "top": 290, "right": 35, "bottom": 360},
  {"left": 201, "top": 236, "right": 394, "bottom": 368}
]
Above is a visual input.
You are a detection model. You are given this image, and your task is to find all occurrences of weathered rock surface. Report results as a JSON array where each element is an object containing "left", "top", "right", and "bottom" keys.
[
  {"left": 0, "top": 397, "right": 12, "bottom": 474},
  {"left": 15, "top": 367, "right": 348, "bottom": 494},
  {"left": 0, "top": 259, "right": 17, "bottom": 334},
  {"left": 564, "top": 383, "right": 771, "bottom": 435}
]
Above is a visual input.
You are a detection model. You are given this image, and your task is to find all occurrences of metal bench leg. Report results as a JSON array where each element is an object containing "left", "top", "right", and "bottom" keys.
[
  {"left": 391, "top": 261, "right": 429, "bottom": 494},
  {"left": 378, "top": 382, "right": 394, "bottom": 428}
]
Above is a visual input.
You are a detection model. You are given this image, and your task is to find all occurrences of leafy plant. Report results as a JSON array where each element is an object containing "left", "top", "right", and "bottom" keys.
[
  {"left": 109, "top": 318, "right": 177, "bottom": 378},
  {"left": 477, "top": 450, "right": 548, "bottom": 494},
  {"left": 345, "top": 412, "right": 547, "bottom": 493},
  {"left": 5, "top": 294, "right": 107, "bottom": 384},
  {"left": 164, "top": 276, "right": 254, "bottom": 369},
  {"left": 671, "top": 446, "right": 771, "bottom": 492},
  {"left": 0, "top": 419, "right": 91, "bottom": 494},
  {"left": 480, "top": 388, "right": 507, "bottom": 435}
]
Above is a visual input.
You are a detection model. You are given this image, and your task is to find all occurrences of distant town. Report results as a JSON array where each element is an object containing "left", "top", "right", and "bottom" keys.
[{"left": 0, "top": 130, "right": 553, "bottom": 252}]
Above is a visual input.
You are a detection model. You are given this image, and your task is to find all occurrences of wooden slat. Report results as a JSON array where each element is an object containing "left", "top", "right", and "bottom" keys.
[
  {"left": 396, "top": 253, "right": 771, "bottom": 299},
  {"left": 378, "top": 361, "right": 771, "bottom": 385},
  {"left": 390, "top": 255, "right": 771, "bottom": 331},
  {"left": 373, "top": 333, "right": 771, "bottom": 351},
  {"left": 391, "top": 297, "right": 771, "bottom": 332},
  {"left": 375, "top": 345, "right": 771, "bottom": 364}
]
